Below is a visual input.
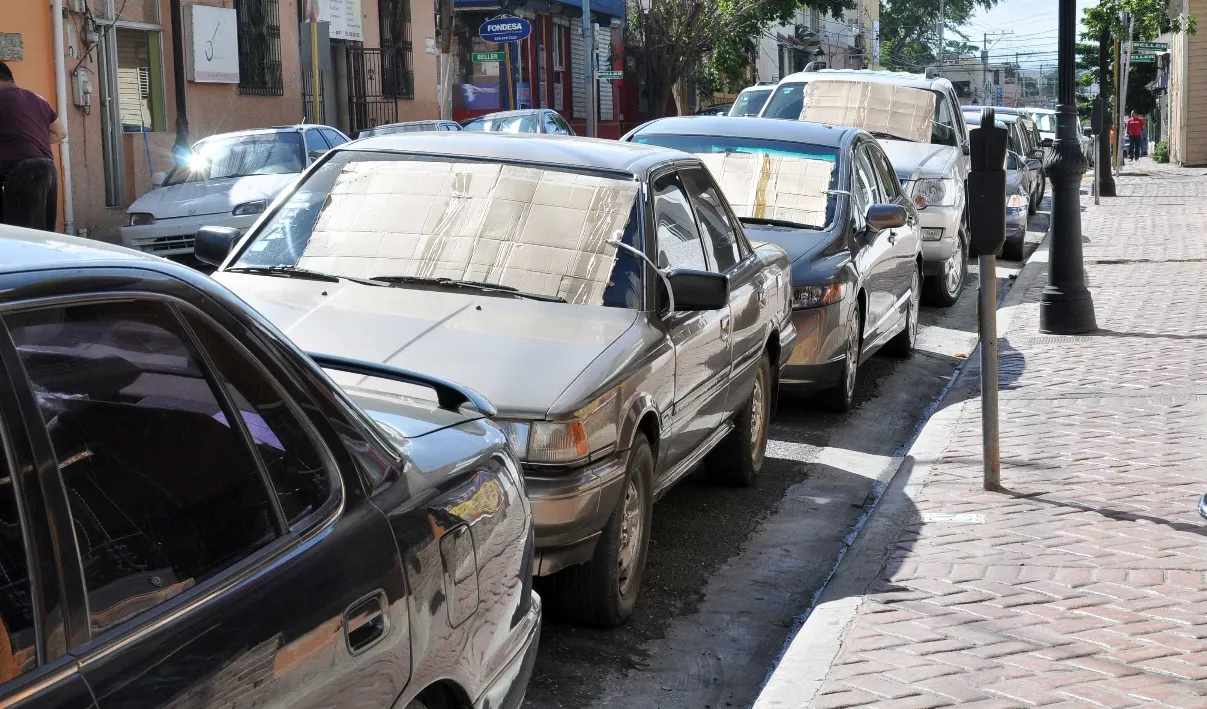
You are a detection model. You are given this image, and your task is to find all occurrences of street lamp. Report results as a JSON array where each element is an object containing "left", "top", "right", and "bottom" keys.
[
  {"left": 638, "top": 0, "right": 650, "bottom": 13},
  {"left": 1041, "top": 0, "right": 1097, "bottom": 333}
]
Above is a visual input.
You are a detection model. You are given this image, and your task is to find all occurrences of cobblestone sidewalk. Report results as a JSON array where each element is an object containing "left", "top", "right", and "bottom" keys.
[{"left": 811, "top": 159, "right": 1207, "bottom": 709}]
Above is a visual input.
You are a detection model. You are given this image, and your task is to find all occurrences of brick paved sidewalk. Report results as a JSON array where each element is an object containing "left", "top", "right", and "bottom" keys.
[{"left": 810, "top": 161, "right": 1207, "bottom": 709}]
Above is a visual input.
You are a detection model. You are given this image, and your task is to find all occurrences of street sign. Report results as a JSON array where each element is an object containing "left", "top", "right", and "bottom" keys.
[
  {"left": 597, "top": 70, "right": 623, "bottom": 80},
  {"left": 479, "top": 15, "right": 532, "bottom": 43},
  {"left": 995, "top": 87, "right": 1004, "bottom": 106},
  {"left": 1133, "top": 41, "right": 1168, "bottom": 52},
  {"left": 1130, "top": 53, "right": 1156, "bottom": 64},
  {"left": 472, "top": 51, "right": 505, "bottom": 62}
]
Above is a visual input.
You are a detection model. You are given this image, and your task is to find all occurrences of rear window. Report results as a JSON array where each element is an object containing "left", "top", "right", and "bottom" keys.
[{"left": 761, "top": 83, "right": 807, "bottom": 120}]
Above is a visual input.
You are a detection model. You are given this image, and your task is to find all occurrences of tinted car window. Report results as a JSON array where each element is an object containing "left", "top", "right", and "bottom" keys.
[
  {"left": 320, "top": 129, "right": 348, "bottom": 147},
  {"left": 183, "top": 313, "right": 330, "bottom": 525},
  {"left": 681, "top": 168, "right": 742, "bottom": 272},
  {"left": 761, "top": 82, "right": 806, "bottom": 119},
  {"left": 542, "top": 112, "right": 560, "bottom": 134},
  {"left": 932, "top": 95, "right": 959, "bottom": 146},
  {"left": 554, "top": 114, "right": 575, "bottom": 135},
  {"left": 653, "top": 173, "right": 707, "bottom": 270},
  {"left": 8, "top": 301, "right": 278, "bottom": 635},
  {"left": 304, "top": 129, "right": 330, "bottom": 154},
  {"left": 852, "top": 149, "right": 880, "bottom": 224},
  {"left": 0, "top": 449, "right": 35, "bottom": 683},
  {"left": 729, "top": 88, "right": 772, "bottom": 117},
  {"left": 867, "top": 146, "right": 902, "bottom": 200}
]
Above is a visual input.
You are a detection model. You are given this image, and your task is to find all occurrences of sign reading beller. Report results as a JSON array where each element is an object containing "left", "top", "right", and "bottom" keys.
[
  {"left": 188, "top": 5, "right": 239, "bottom": 83},
  {"left": 1134, "top": 41, "right": 1169, "bottom": 52},
  {"left": 479, "top": 15, "right": 532, "bottom": 43},
  {"left": 1130, "top": 53, "right": 1157, "bottom": 64},
  {"left": 597, "top": 70, "right": 623, "bottom": 80},
  {"left": 472, "top": 51, "right": 506, "bottom": 62}
]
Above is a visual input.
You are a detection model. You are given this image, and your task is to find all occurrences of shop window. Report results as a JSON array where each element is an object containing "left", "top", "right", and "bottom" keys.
[
  {"left": 553, "top": 24, "right": 566, "bottom": 71},
  {"left": 115, "top": 29, "right": 165, "bottom": 133},
  {"left": 236, "top": 0, "right": 284, "bottom": 96},
  {"left": 380, "top": 0, "right": 415, "bottom": 99}
]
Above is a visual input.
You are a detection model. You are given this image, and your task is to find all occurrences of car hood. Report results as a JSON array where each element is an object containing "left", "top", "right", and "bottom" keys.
[
  {"left": 129, "top": 173, "right": 297, "bottom": 219},
  {"left": 881, "top": 141, "right": 959, "bottom": 182},
  {"left": 745, "top": 224, "right": 833, "bottom": 264},
  {"left": 213, "top": 273, "right": 639, "bottom": 418}
]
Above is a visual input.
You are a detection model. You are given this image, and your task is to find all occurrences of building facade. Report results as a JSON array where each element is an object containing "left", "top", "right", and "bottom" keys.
[
  {"left": 1165, "top": 0, "right": 1207, "bottom": 166},
  {"left": 752, "top": 0, "right": 880, "bottom": 85}
]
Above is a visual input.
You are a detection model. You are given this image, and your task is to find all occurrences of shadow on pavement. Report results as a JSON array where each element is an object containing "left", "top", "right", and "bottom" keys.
[{"left": 996, "top": 488, "right": 1207, "bottom": 537}]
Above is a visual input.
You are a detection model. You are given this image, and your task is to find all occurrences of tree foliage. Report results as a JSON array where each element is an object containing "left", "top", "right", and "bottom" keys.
[{"left": 878, "top": 0, "right": 999, "bottom": 73}]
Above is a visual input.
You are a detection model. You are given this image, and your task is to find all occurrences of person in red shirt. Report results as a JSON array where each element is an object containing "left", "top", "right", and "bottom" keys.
[
  {"left": 1125, "top": 111, "right": 1146, "bottom": 163},
  {"left": 0, "top": 61, "right": 67, "bottom": 231}
]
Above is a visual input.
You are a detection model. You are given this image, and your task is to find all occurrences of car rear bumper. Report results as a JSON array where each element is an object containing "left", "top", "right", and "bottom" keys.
[
  {"left": 526, "top": 452, "right": 628, "bottom": 576},
  {"left": 474, "top": 593, "right": 541, "bottom": 709},
  {"left": 121, "top": 213, "right": 256, "bottom": 256}
]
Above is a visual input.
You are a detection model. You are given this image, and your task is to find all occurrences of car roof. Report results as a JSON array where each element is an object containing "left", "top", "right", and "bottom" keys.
[
  {"left": 0, "top": 224, "right": 160, "bottom": 274},
  {"left": 195, "top": 124, "right": 337, "bottom": 143},
  {"left": 738, "top": 85, "right": 774, "bottom": 94},
  {"left": 628, "top": 116, "right": 857, "bottom": 148},
  {"left": 340, "top": 132, "right": 687, "bottom": 174},
  {"left": 464, "top": 109, "right": 548, "bottom": 120},
  {"left": 777, "top": 68, "right": 955, "bottom": 93}
]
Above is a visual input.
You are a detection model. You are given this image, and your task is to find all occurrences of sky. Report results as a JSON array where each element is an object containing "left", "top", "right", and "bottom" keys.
[{"left": 956, "top": 0, "right": 1100, "bottom": 74}]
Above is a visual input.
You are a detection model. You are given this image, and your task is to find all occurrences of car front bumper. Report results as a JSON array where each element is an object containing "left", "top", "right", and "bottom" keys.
[
  {"left": 779, "top": 300, "right": 849, "bottom": 394},
  {"left": 121, "top": 212, "right": 257, "bottom": 256},
  {"left": 525, "top": 452, "right": 628, "bottom": 576},
  {"left": 474, "top": 592, "right": 541, "bottom": 709},
  {"left": 1006, "top": 209, "right": 1027, "bottom": 244},
  {"left": 915, "top": 203, "right": 963, "bottom": 273}
]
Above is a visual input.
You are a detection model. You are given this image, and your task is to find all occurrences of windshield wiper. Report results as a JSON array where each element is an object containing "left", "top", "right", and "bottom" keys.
[
  {"left": 225, "top": 266, "right": 388, "bottom": 288},
  {"left": 868, "top": 131, "right": 914, "bottom": 142},
  {"left": 370, "top": 275, "right": 567, "bottom": 303},
  {"left": 740, "top": 216, "right": 823, "bottom": 231}
]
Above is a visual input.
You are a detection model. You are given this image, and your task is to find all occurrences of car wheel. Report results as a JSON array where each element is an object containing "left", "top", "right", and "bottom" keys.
[
  {"left": 708, "top": 352, "right": 772, "bottom": 487},
  {"left": 884, "top": 266, "right": 921, "bottom": 358},
  {"left": 1027, "top": 189, "right": 1038, "bottom": 215},
  {"left": 547, "top": 434, "right": 653, "bottom": 628},
  {"left": 1002, "top": 233, "right": 1025, "bottom": 262},
  {"left": 819, "top": 305, "right": 862, "bottom": 413},
  {"left": 923, "top": 230, "right": 966, "bottom": 307}
]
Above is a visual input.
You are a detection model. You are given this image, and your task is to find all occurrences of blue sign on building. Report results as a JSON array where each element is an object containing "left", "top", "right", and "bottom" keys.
[
  {"left": 479, "top": 15, "right": 533, "bottom": 43},
  {"left": 996, "top": 87, "right": 1004, "bottom": 106}
]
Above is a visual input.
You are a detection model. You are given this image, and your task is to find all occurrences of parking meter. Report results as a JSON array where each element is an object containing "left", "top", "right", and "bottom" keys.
[
  {"left": 967, "top": 107, "right": 1009, "bottom": 258},
  {"left": 1091, "top": 97, "right": 1104, "bottom": 135}
]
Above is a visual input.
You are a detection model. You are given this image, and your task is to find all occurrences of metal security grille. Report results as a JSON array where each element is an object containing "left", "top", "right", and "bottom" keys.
[
  {"left": 347, "top": 47, "right": 400, "bottom": 135},
  {"left": 236, "top": 0, "right": 284, "bottom": 96},
  {"left": 378, "top": 0, "right": 414, "bottom": 99}
]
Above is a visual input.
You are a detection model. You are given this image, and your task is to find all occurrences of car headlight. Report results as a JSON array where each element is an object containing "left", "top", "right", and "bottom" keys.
[
  {"left": 1007, "top": 194, "right": 1028, "bottom": 211},
  {"left": 792, "top": 283, "right": 845, "bottom": 310},
  {"left": 232, "top": 199, "right": 268, "bottom": 216},
  {"left": 912, "top": 178, "right": 950, "bottom": 209},
  {"left": 125, "top": 212, "right": 155, "bottom": 227},
  {"left": 497, "top": 387, "right": 621, "bottom": 465}
]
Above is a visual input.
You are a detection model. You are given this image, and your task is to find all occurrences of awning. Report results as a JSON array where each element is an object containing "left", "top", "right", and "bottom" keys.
[{"left": 549, "top": 0, "right": 625, "bottom": 19}]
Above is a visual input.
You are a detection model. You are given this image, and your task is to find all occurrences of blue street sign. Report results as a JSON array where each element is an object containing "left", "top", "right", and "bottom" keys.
[
  {"left": 996, "top": 87, "right": 1004, "bottom": 106},
  {"left": 479, "top": 15, "right": 533, "bottom": 43}
]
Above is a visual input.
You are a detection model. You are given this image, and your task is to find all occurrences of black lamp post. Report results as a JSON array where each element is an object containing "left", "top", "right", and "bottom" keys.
[
  {"left": 1097, "top": 29, "right": 1116, "bottom": 196},
  {"left": 1040, "top": 0, "right": 1097, "bottom": 334}
]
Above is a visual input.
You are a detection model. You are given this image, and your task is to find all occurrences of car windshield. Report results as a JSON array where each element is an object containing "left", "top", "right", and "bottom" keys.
[
  {"left": 230, "top": 151, "right": 645, "bottom": 309},
  {"left": 730, "top": 88, "right": 772, "bottom": 116},
  {"left": 761, "top": 83, "right": 808, "bottom": 119},
  {"left": 632, "top": 133, "right": 840, "bottom": 230},
  {"left": 462, "top": 114, "right": 540, "bottom": 133},
  {"left": 165, "top": 132, "right": 305, "bottom": 186},
  {"left": 1034, "top": 113, "right": 1056, "bottom": 133},
  {"left": 763, "top": 81, "right": 950, "bottom": 143}
]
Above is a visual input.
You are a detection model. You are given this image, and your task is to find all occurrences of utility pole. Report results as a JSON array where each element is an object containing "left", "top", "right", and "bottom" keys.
[
  {"left": 168, "top": 0, "right": 189, "bottom": 159},
  {"left": 1098, "top": 29, "right": 1116, "bottom": 196},
  {"left": 937, "top": 0, "right": 945, "bottom": 65},
  {"left": 1116, "top": 13, "right": 1134, "bottom": 170},
  {"left": 438, "top": 0, "right": 454, "bottom": 119},
  {"left": 1040, "top": 0, "right": 1097, "bottom": 334}
]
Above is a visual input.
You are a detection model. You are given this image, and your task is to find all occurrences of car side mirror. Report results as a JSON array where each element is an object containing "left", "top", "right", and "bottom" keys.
[
  {"left": 151, "top": 171, "right": 167, "bottom": 188},
  {"left": 865, "top": 204, "right": 908, "bottom": 232},
  {"left": 308, "top": 149, "right": 328, "bottom": 161},
  {"left": 195, "top": 226, "right": 242, "bottom": 266},
  {"left": 667, "top": 269, "right": 729, "bottom": 311}
]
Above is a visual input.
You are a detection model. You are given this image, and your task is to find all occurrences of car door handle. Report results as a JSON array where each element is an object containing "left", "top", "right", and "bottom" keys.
[
  {"left": 719, "top": 315, "right": 732, "bottom": 340},
  {"left": 344, "top": 591, "right": 389, "bottom": 655}
]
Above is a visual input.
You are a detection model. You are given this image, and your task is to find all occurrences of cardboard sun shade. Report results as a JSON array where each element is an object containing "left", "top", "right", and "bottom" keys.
[
  {"left": 296, "top": 161, "right": 640, "bottom": 305},
  {"left": 698, "top": 152, "right": 836, "bottom": 228},
  {"left": 799, "top": 80, "right": 936, "bottom": 144}
]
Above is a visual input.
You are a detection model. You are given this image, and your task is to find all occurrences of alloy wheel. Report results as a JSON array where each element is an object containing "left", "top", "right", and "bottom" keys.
[
  {"left": 616, "top": 476, "right": 644, "bottom": 597},
  {"left": 943, "top": 237, "right": 964, "bottom": 297},
  {"left": 750, "top": 364, "right": 769, "bottom": 469}
]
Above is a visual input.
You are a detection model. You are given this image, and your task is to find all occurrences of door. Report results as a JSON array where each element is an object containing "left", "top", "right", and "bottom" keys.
[
  {"left": 1, "top": 297, "right": 411, "bottom": 709},
  {"left": 851, "top": 144, "right": 897, "bottom": 342},
  {"left": 867, "top": 143, "right": 921, "bottom": 320},
  {"left": 680, "top": 167, "right": 764, "bottom": 408},
  {"left": 0, "top": 358, "right": 96, "bottom": 709},
  {"left": 651, "top": 170, "right": 733, "bottom": 475}
]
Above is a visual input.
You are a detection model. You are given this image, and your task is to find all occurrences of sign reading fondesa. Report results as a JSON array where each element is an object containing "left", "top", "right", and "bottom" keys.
[{"left": 479, "top": 15, "right": 532, "bottom": 43}]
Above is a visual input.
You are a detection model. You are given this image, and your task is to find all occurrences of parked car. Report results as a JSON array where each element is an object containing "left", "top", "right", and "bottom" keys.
[
  {"left": 694, "top": 103, "right": 733, "bottom": 116},
  {"left": 461, "top": 109, "right": 576, "bottom": 135},
  {"left": 728, "top": 84, "right": 776, "bottom": 117},
  {"left": 358, "top": 120, "right": 463, "bottom": 137},
  {"left": 964, "top": 108, "right": 1045, "bottom": 215},
  {"left": 623, "top": 116, "right": 923, "bottom": 411},
  {"left": 759, "top": 68, "right": 972, "bottom": 307},
  {"left": 1030, "top": 107, "right": 1094, "bottom": 164},
  {"left": 1004, "top": 150, "right": 1031, "bottom": 261},
  {"left": 195, "top": 132, "right": 797, "bottom": 627},
  {"left": 0, "top": 224, "right": 539, "bottom": 709},
  {"left": 966, "top": 107, "right": 1045, "bottom": 212},
  {"left": 121, "top": 125, "right": 350, "bottom": 257}
]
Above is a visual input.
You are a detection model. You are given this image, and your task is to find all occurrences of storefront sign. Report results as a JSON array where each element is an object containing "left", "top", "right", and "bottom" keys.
[
  {"left": 479, "top": 15, "right": 532, "bottom": 43},
  {"left": 1130, "top": 53, "right": 1156, "bottom": 64},
  {"left": 188, "top": 5, "right": 240, "bottom": 83},
  {"left": 597, "top": 70, "right": 623, "bottom": 80},
  {"left": 472, "top": 51, "right": 506, "bottom": 62}
]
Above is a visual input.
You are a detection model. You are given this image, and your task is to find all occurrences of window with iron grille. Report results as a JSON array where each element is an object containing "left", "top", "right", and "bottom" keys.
[
  {"left": 379, "top": 0, "right": 415, "bottom": 99},
  {"left": 237, "top": 0, "right": 284, "bottom": 95}
]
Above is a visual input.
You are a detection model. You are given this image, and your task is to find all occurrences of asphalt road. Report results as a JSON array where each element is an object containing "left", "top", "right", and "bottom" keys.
[{"left": 525, "top": 204, "right": 1051, "bottom": 709}]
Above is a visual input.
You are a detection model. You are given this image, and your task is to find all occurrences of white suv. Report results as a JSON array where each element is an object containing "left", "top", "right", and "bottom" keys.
[{"left": 759, "top": 68, "right": 971, "bottom": 306}]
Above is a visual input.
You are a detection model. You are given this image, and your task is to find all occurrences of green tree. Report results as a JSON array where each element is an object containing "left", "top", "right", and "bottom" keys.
[
  {"left": 630, "top": 0, "right": 852, "bottom": 118},
  {"left": 879, "top": 0, "right": 1000, "bottom": 73}
]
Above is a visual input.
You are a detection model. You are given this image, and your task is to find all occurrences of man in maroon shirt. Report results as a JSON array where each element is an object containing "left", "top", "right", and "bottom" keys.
[{"left": 0, "top": 61, "right": 67, "bottom": 231}]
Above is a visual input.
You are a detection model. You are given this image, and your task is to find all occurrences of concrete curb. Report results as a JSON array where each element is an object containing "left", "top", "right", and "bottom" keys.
[{"left": 750, "top": 236, "right": 1052, "bottom": 709}]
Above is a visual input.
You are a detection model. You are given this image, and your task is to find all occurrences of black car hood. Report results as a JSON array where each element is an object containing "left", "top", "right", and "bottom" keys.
[{"left": 745, "top": 224, "right": 839, "bottom": 264}]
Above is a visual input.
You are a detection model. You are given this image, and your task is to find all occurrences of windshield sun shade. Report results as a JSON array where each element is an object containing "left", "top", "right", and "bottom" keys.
[
  {"left": 698, "top": 152, "right": 835, "bottom": 228},
  {"left": 799, "top": 80, "right": 936, "bottom": 143}
]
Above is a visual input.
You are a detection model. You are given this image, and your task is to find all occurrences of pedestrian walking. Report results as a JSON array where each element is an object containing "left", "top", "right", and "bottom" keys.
[
  {"left": 0, "top": 61, "right": 67, "bottom": 231},
  {"left": 1126, "top": 111, "right": 1146, "bottom": 163}
]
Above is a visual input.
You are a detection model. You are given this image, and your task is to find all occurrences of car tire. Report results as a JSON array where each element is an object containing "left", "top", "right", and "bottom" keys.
[
  {"left": 923, "top": 229, "right": 967, "bottom": 308},
  {"left": 547, "top": 435, "right": 653, "bottom": 628},
  {"left": 1027, "top": 190, "right": 1038, "bottom": 215},
  {"left": 819, "top": 304, "right": 862, "bottom": 413},
  {"left": 1002, "top": 233, "right": 1025, "bottom": 262},
  {"left": 884, "top": 265, "right": 921, "bottom": 358},
  {"left": 708, "top": 352, "right": 772, "bottom": 487}
]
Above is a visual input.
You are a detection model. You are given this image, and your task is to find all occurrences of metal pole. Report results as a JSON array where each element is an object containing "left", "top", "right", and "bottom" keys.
[
  {"left": 1039, "top": 0, "right": 1097, "bottom": 334},
  {"left": 979, "top": 254, "right": 1000, "bottom": 490},
  {"left": 1098, "top": 29, "right": 1116, "bottom": 196},
  {"left": 1094, "top": 132, "right": 1101, "bottom": 205},
  {"left": 310, "top": 3, "right": 321, "bottom": 122},
  {"left": 937, "top": 0, "right": 944, "bottom": 65},
  {"left": 582, "top": 0, "right": 596, "bottom": 137},
  {"left": 168, "top": 0, "right": 189, "bottom": 157}
]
